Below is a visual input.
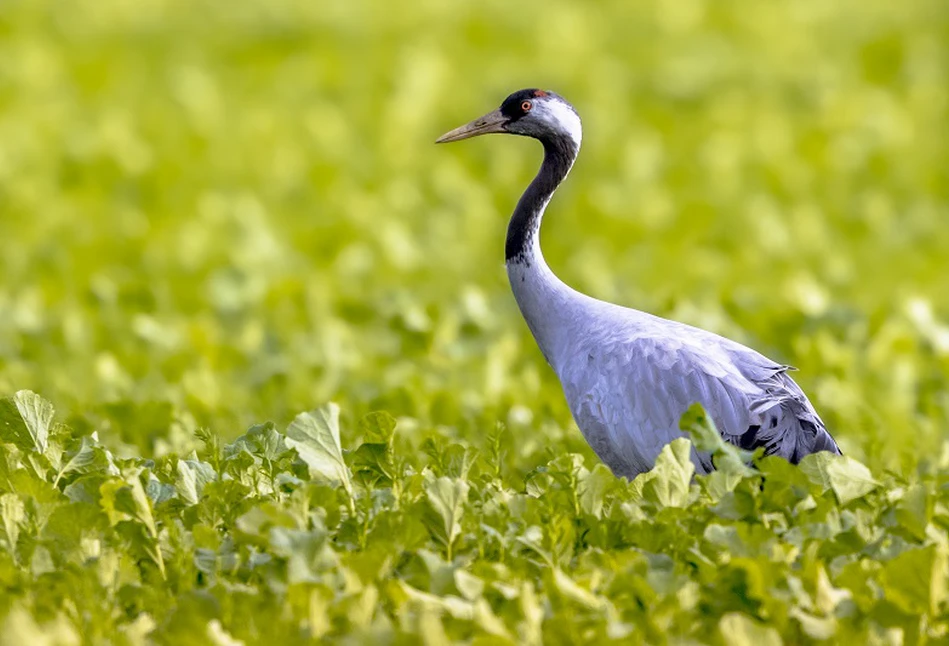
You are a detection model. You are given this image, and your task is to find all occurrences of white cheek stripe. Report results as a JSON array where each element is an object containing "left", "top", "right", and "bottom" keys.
[{"left": 543, "top": 101, "right": 583, "bottom": 148}]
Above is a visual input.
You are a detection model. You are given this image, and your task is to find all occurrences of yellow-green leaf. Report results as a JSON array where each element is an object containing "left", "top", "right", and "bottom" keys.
[{"left": 286, "top": 404, "right": 353, "bottom": 501}]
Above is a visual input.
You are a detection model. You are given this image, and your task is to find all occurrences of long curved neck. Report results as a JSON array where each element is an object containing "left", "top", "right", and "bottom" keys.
[
  {"left": 505, "top": 136, "right": 578, "bottom": 263},
  {"left": 505, "top": 135, "right": 583, "bottom": 368}
]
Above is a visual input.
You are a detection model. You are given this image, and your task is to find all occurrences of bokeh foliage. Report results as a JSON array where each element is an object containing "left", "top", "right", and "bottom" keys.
[{"left": 0, "top": 0, "right": 947, "bottom": 642}]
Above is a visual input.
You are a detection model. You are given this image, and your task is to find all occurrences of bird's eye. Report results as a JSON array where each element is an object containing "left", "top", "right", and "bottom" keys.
[{"left": 521, "top": 101, "right": 532, "bottom": 112}]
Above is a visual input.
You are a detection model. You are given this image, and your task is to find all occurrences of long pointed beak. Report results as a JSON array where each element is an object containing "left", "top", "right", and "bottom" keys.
[{"left": 435, "top": 108, "right": 508, "bottom": 143}]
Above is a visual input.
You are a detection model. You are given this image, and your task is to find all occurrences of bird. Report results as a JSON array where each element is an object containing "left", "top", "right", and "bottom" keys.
[{"left": 436, "top": 88, "right": 841, "bottom": 478}]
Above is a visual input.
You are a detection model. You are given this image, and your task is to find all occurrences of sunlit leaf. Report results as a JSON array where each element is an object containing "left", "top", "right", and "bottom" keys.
[
  {"left": 13, "top": 391, "right": 54, "bottom": 455},
  {"left": 718, "top": 612, "right": 782, "bottom": 646},
  {"left": 551, "top": 568, "right": 603, "bottom": 610},
  {"left": 285, "top": 404, "right": 354, "bottom": 510},
  {"left": 99, "top": 469, "right": 165, "bottom": 577},
  {"left": 630, "top": 438, "right": 694, "bottom": 508},
  {"left": 0, "top": 494, "right": 25, "bottom": 557},
  {"left": 52, "top": 436, "right": 112, "bottom": 488},
  {"left": 175, "top": 458, "right": 217, "bottom": 505},
  {"left": 577, "top": 464, "right": 615, "bottom": 518},
  {"left": 0, "top": 392, "right": 56, "bottom": 455},
  {"left": 799, "top": 453, "right": 879, "bottom": 505},
  {"left": 424, "top": 472, "right": 469, "bottom": 560}
]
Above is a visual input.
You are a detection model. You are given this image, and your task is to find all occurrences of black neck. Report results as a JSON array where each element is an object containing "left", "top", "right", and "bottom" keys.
[{"left": 505, "top": 135, "right": 579, "bottom": 263}]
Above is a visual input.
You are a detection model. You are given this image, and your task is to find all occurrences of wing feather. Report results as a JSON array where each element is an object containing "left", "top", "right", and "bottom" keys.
[{"left": 559, "top": 323, "right": 840, "bottom": 478}]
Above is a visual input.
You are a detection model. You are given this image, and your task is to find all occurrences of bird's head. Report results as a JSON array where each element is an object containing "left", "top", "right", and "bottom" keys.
[{"left": 436, "top": 89, "right": 582, "bottom": 149}]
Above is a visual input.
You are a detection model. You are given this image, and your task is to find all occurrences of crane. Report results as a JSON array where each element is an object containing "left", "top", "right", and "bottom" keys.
[{"left": 436, "top": 88, "right": 841, "bottom": 478}]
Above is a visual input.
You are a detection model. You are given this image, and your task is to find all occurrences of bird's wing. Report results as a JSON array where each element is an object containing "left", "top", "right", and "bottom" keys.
[{"left": 559, "top": 325, "right": 839, "bottom": 477}]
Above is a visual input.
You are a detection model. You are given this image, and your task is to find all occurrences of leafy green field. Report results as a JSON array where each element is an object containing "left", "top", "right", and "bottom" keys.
[{"left": 1, "top": 0, "right": 948, "bottom": 643}]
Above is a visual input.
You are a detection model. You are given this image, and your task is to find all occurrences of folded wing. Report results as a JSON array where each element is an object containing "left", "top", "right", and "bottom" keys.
[{"left": 560, "top": 325, "right": 840, "bottom": 478}]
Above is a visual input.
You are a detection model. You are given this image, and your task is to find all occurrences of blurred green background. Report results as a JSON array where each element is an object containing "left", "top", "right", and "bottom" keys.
[{"left": 0, "top": 0, "right": 947, "bottom": 471}]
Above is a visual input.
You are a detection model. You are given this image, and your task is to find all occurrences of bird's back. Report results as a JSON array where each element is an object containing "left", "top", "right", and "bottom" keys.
[{"left": 551, "top": 301, "right": 840, "bottom": 478}]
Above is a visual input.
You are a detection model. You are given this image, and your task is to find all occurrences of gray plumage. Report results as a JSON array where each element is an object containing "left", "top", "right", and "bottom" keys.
[{"left": 438, "top": 89, "right": 841, "bottom": 478}]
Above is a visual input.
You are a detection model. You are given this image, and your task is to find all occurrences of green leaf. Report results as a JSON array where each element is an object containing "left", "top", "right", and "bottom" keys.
[
  {"left": 52, "top": 436, "right": 111, "bottom": 488},
  {"left": 815, "top": 565, "right": 851, "bottom": 614},
  {"left": 453, "top": 568, "right": 484, "bottom": 600},
  {"left": 0, "top": 391, "right": 56, "bottom": 455},
  {"left": 358, "top": 411, "right": 397, "bottom": 444},
  {"left": 881, "top": 545, "right": 948, "bottom": 615},
  {"left": 679, "top": 403, "right": 756, "bottom": 477},
  {"left": 57, "top": 437, "right": 97, "bottom": 476},
  {"left": 551, "top": 567, "right": 604, "bottom": 610},
  {"left": 230, "top": 422, "right": 287, "bottom": 462},
  {"left": 99, "top": 468, "right": 165, "bottom": 578},
  {"left": 13, "top": 391, "right": 54, "bottom": 455},
  {"left": 630, "top": 438, "right": 694, "bottom": 508},
  {"left": 351, "top": 442, "right": 395, "bottom": 484},
  {"left": 679, "top": 403, "right": 724, "bottom": 453},
  {"left": 894, "top": 483, "right": 930, "bottom": 542},
  {"left": 789, "top": 608, "right": 837, "bottom": 640},
  {"left": 719, "top": 612, "right": 782, "bottom": 646},
  {"left": 100, "top": 474, "right": 156, "bottom": 537},
  {"left": 472, "top": 598, "right": 514, "bottom": 640},
  {"left": 799, "top": 452, "right": 879, "bottom": 505},
  {"left": 269, "top": 525, "right": 330, "bottom": 584},
  {"left": 146, "top": 477, "right": 176, "bottom": 505},
  {"left": 394, "top": 580, "right": 475, "bottom": 621},
  {"left": 0, "top": 493, "right": 25, "bottom": 558},
  {"left": 285, "top": 404, "right": 354, "bottom": 505},
  {"left": 424, "top": 472, "right": 469, "bottom": 559},
  {"left": 0, "top": 605, "right": 80, "bottom": 646},
  {"left": 577, "top": 463, "right": 615, "bottom": 518},
  {"left": 235, "top": 502, "right": 299, "bottom": 543},
  {"left": 176, "top": 458, "right": 217, "bottom": 505}
]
